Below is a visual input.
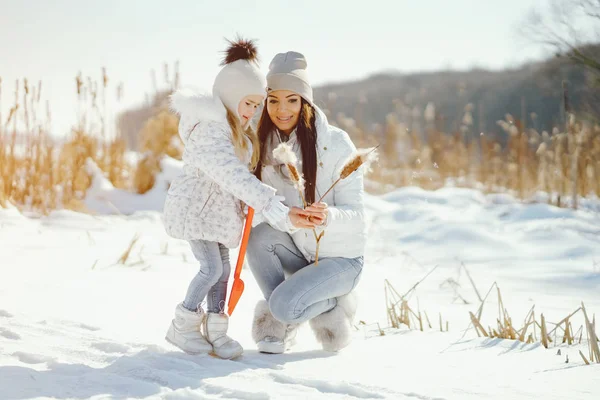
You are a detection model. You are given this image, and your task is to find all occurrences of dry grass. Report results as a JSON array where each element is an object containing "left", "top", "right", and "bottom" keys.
[
  {"left": 384, "top": 279, "right": 449, "bottom": 333},
  {"left": 467, "top": 282, "right": 600, "bottom": 364},
  {"left": 138, "top": 109, "right": 181, "bottom": 160},
  {"left": 116, "top": 233, "right": 141, "bottom": 265},
  {"left": 1, "top": 64, "right": 598, "bottom": 214},
  {"left": 384, "top": 264, "right": 442, "bottom": 332},
  {"left": 382, "top": 267, "right": 599, "bottom": 364},
  {"left": 0, "top": 75, "right": 129, "bottom": 213},
  {"left": 1, "top": 65, "right": 181, "bottom": 214},
  {"left": 384, "top": 277, "right": 600, "bottom": 365},
  {"left": 336, "top": 106, "right": 600, "bottom": 209}
]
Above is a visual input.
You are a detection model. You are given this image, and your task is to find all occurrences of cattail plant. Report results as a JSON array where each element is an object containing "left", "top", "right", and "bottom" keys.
[
  {"left": 273, "top": 143, "right": 380, "bottom": 265},
  {"left": 272, "top": 143, "right": 325, "bottom": 264},
  {"left": 317, "top": 146, "right": 379, "bottom": 203},
  {"left": 272, "top": 143, "right": 306, "bottom": 206}
]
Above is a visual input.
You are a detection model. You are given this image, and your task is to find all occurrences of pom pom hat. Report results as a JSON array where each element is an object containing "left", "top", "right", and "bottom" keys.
[{"left": 212, "top": 38, "right": 267, "bottom": 115}]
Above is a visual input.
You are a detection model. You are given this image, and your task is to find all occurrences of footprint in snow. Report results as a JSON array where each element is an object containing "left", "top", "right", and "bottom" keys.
[
  {"left": 268, "top": 371, "right": 386, "bottom": 399},
  {"left": 75, "top": 323, "right": 101, "bottom": 331},
  {"left": 56, "top": 321, "right": 101, "bottom": 331},
  {"left": 91, "top": 342, "right": 130, "bottom": 354},
  {"left": 0, "top": 328, "right": 21, "bottom": 340},
  {"left": 12, "top": 352, "right": 55, "bottom": 364}
]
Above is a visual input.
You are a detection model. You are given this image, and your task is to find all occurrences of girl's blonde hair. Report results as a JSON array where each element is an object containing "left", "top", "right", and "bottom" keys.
[{"left": 226, "top": 108, "right": 260, "bottom": 171}]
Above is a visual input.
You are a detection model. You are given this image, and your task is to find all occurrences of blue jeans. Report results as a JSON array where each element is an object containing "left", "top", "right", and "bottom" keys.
[
  {"left": 246, "top": 223, "right": 363, "bottom": 325},
  {"left": 182, "top": 240, "right": 230, "bottom": 313}
]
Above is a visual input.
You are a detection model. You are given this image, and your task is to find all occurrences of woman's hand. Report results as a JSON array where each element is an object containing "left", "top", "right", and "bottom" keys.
[
  {"left": 289, "top": 207, "right": 318, "bottom": 229},
  {"left": 304, "top": 202, "right": 329, "bottom": 227}
]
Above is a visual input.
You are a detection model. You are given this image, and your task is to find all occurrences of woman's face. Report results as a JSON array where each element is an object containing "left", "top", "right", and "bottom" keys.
[
  {"left": 237, "top": 95, "right": 264, "bottom": 126},
  {"left": 266, "top": 90, "right": 302, "bottom": 135}
]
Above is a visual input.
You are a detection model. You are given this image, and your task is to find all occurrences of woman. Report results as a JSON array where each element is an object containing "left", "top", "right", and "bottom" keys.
[
  {"left": 163, "top": 38, "right": 288, "bottom": 359},
  {"left": 248, "top": 51, "right": 367, "bottom": 353}
]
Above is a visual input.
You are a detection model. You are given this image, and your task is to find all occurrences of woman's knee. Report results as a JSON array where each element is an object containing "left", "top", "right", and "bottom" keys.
[
  {"left": 268, "top": 287, "right": 303, "bottom": 324},
  {"left": 248, "top": 223, "right": 284, "bottom": 252}
]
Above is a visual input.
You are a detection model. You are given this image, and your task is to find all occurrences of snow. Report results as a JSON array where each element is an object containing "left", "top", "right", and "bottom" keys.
[
  {"left": 83, "top": 156, "right": 183, "bottom": 215},
  {"left": 1, "top": 167, "right": 600, "bottom": 399}
]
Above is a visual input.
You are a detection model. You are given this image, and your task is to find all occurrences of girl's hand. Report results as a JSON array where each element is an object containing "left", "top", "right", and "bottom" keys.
[
  {"left": 304, "top": 202, "right": 329, "bottom": 227},
  {"left": 262, "top": 196, "right": 290, "bottom": 226},
  {"left": 289, "top": 207, "right": 318, "bottom": 229}
]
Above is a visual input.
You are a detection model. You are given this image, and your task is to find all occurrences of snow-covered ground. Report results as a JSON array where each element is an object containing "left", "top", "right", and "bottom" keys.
[{"left": 1, "top": 175, "right": 600, "bottom": 399}]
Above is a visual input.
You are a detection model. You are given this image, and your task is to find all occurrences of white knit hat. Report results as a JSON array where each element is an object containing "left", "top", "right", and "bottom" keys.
[
  {"left": 266, "top": 51, "right": 313, "bottom": 105},
  {"left": 212, "top": 39, "right": 267, "bottom": 116}
]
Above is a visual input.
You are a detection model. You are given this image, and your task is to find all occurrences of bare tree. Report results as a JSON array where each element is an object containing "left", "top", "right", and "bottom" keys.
[
  {"left": 523, "top": 0, "right": 600, "bottom": 75},
  {"left": 522, "top": 0, "right": 600, "bottom": 121}
]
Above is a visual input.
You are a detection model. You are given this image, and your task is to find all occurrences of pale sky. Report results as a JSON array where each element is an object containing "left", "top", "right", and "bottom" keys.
[{"left": 1, "top": 0, "right": 553, "bottom": 137}]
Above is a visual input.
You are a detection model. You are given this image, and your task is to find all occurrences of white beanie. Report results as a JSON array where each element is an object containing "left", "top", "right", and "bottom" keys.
[
  {"left": 266, "top": 51, "right": 313, "bottom": 105},
  {"left": 212, "top": 39, "right": 267, "bottom": 116}
]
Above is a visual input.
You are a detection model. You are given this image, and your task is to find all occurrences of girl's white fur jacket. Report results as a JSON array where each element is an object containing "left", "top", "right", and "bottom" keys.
[{"left": 162, "top": 89, "right": 276, "bottom": 248}]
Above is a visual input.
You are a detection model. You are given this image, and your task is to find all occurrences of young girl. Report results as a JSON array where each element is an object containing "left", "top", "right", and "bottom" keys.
[{"left": 163, "top": 39, "right": 289, "bottom": 359}]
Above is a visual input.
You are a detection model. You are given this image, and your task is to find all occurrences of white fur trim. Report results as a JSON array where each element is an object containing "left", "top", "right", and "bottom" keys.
[
  {"left": 169, "top": 88, "right": 227, "bottom": 124},
  {"left": 309, "top": 292, "right": 357, "bottom": 352},
  {"left": 251, "top": 299, "right": 287, "bottom": 343}
]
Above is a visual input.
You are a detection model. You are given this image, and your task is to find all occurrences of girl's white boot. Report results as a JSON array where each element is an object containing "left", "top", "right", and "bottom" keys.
[
  {"left": 166, "top": 303, "right": 213, "bottom": 354},
  {"left": 203, "top": 312, "right": 244, "bottom": 359}
]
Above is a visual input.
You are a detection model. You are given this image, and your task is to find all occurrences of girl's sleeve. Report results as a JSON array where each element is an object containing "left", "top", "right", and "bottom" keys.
[{"left": 183, "top": 121, "right": 276, "bottom": 211}]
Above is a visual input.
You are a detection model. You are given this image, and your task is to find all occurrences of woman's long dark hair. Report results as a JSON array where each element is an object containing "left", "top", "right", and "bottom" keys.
[{"left": 255, "top": 98, "right": 318, "bottom": 205}]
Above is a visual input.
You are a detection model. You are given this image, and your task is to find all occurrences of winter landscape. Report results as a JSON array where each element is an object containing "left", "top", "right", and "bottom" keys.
[
  {"left": 1, "top": 162, "right": 599, "bottom": 399},
  {"left": 2, "top": 1, "right": 600, "bottom": 399}
]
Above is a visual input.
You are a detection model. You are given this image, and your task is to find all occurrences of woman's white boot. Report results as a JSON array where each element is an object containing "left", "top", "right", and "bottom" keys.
[
  {"left": 165, "top": 303, "right": 213, "bottom": 354},
  {"left": 309, "top": 292, "right": 357, "bottom": 352},
  {"left": 252, "top": 299, "right": 298, "bottom": 354}
]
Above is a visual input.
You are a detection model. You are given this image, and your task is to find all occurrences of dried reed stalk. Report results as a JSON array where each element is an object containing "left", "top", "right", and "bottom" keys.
[
  {"left": 424, "top": 311, "right": 432, "bottom": 329},
  {"left": 272, "top": 143, "right": 324, "bottom": 265},
  {"left": 1, "top": 74, "right": 134, "bottom": 214},
  {"left": 273, "top": 143, "right": 306, "bottom": 205},
  {"left": 117, "top": 233, "right": 140, "bottom": 264},
  {"left": 317, "top": 146, "right": 379, "bottom": 203},
  {"left": 548, "top": 307, "right": 582, "bottom": 336},
  {"left": 582, "top": 302, "right": 600, "bottom": 363},
  {"left": 460, "top": 262, "right": 482, "bottom": 302},
  {"left": 384, "top": 279, "right": 436, "bottom": 332},
  {"left": 579, "top": 350, "right": 590, "bottom": 365}
]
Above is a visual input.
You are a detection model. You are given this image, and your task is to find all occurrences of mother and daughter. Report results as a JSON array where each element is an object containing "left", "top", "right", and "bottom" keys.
[{"left": 162, "top": 38, "right": 367, "bottom": 359}]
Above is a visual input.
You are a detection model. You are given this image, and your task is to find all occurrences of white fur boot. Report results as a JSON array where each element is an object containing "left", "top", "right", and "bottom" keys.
[
  {"left": 309, "top": 292, "right": 357, "bottom": 352},
  {"left": 203, "top": 312, "right": 243, "bottom": 359},
  {"left": 165, "top": 303, "right": 212, "bottom": 354},
  {"left": 252, "top": 299, "right": 298, "bottom": 354}
]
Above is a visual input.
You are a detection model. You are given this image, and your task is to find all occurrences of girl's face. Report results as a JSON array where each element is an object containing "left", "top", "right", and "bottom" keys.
[
  {"left": 266, "top": 90, "right": 302, "bottom": 135},
  {"left": 238, "top": 95, "right": 264, "bottom": 126}
]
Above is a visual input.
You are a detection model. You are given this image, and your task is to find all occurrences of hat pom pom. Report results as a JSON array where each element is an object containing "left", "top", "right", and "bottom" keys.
[{"left": 221, "top": 36, "right": 259, "bottom": 66}]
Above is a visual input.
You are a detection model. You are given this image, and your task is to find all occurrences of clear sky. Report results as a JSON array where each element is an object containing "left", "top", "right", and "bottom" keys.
[{"left": 1, "top": 0, "right": 553, "bottom": 137}]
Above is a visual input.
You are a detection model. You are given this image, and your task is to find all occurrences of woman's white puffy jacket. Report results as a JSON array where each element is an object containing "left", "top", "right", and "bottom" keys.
[
  {"left": 162, "top": 89, "right": 276, "bottom": 248},
  {"left": 260, "top": 106, "right": 367, "bottom": 261}
]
